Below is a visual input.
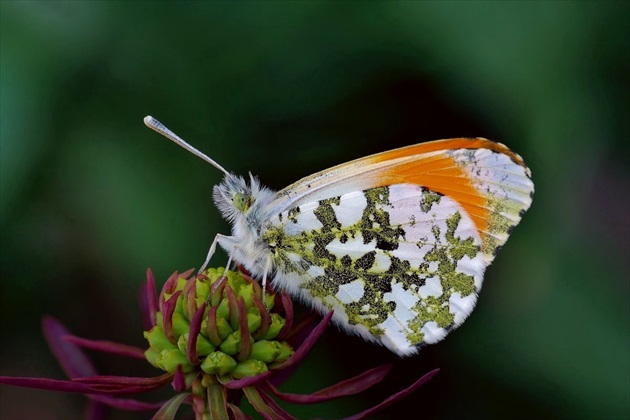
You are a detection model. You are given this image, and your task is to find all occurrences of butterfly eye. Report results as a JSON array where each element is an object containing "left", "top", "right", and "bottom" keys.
[{"left": 232, "top": 192, "right": 251, "bottom": 212}]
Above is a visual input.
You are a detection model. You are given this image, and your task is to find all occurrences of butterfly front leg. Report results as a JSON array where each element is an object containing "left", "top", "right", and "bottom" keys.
[{"left": 199, "top": 233, "right": 232, "bottom": 274}]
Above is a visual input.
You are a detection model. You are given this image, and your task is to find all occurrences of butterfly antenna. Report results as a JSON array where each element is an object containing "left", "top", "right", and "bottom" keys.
[{"left": 144, "top": 115, "right": 230, "bottom": 176}]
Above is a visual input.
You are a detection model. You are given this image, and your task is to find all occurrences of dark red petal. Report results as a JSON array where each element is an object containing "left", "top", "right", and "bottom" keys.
[
  {"left": 186, "top": 302, "right": 207, "bottom": 365},
  {"left": 342, "top": 368, "right": 440, "bottom": 420},
  {"left": 76, "top": 385, "right": 171, "bottom": 395},
  {"left": 172, "top": 366, "right": 186, "bottom": 392},
  {"left": 272, "top": 311, "right": 333, "bottom": 370},
  {"left": 237, "top": 297, "right": 252, "bottom": 362},
  {"left": 239, "top": 268, "right": 263, "bottom": 301},
  {"left": 206, "top": 304, "right": 222, "bottom": 346},
  {"left": 276, "top": 293, "right": 293, "bottom": 341},
  {"left": 284, "top": 312, "right": 319, "bottom": 347},
  {"left": 63, "top": 335, "right": 146, "bottom": 359},
  {"left": 258, "top": 389, "right": 298, "bottom": 420},
  {"left": 226, "top": 286, "right": 240, "bottom": 330},
  {"left": 266, "top": 364, "right": 392, "bottom": 404},
  {"left": 218, "top": 370, "right": 274, "bottom": 390},
  {"left": 179, "top": 268, "right": 195, "bottom": 280},
  {"left": 146, "top": 268, "right": 159, "bottom": 327},
  {"left": 0, "top": 375, "right": 171, "bottom": 396},
  {"left": 151, "top": 393, "right": 190, "bottom": 420},
  {"left": 163, "top": 290, "right": 183, "bottom": 343},
  {"left": 226, "top": 403, "right": 248, "bottom": 420},
  {"left": 42, "top": 316, "right": 97, "bottom": 378},
  {"left": 73, "top": 373, "right": 173, "bottom": 386},
  {"left": 251, "top": 294, "right": 271, "bottom": 341},
  {"left": 0, "top": 376, "right": 104, "bottom": 394},
  {"left": 89, "top": 395, "right": 166, "bottom": 411},
  {"left": 242, "top": 386, "right": 283, "bottom": 420},
  {"left": 139, "top": 282, "right": 152, "bottom": 331},
  {"left": 86, "top": 399, "right": 108, "bottom": 420},
  {"left": 183, "top": 275, "right": 198, "bottom": 321},
  {"left": 209, "top": 275, "right": 227, "bottom": 307},
  {"left": 159, "top": 271, "right": 181, "bottom": 312}
]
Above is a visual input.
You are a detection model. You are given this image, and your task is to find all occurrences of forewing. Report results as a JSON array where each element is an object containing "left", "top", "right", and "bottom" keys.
[
  {"left": 269, "top": 138, "right": 534, "bottom": 261},
  {"left": 263, "top": 138, "right": 534, "bottom": 355}
]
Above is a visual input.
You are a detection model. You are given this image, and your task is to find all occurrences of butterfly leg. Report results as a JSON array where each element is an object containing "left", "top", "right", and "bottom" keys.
[
  {"left": 198, "top": 233, "right": 229, "bottom": 274},
  {"left": 223, "top": 245, "right": 237, "bottom": 274},
  {"left": 260, "top": 258, "right": 272, "bottom": 309}
]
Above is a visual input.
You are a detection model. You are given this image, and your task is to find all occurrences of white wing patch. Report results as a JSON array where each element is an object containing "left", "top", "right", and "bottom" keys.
[{"left": 264, "top": 183, "right": 485, "bottom": 355}]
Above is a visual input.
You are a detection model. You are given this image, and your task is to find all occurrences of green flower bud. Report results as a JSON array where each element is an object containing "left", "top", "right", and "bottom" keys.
[
  {"left": 175, "top": 277, "right": 188, "bottom": 292},
  {"left": 219, "top": 330, "right": 255, "bottom": 356},
  {"left": 177, "top": 334, "right": 187, "bottom": 354},
  {"left": 219, "top": 330, "right": 241, "bottom": 355},
  {"left": 226, "top": 270, "right": 247, "bottom": 292},
  {"left": 216, "top": 299, "right": 230, "bottom": 320},
  {"left": 264, "top": 313, "right": 285, "bottom": 340},
  {"left": 155, "top": 349, "right": 194, "bottom": 373},
  {"left": 246, "top": 309, "right": 261, "bottom": 333},
  {"left": 172, "top": 312, "right": 190, "bottom": 338},
  {"left": 274, "top": 341, "right": 294, "bottom": 363},
  {"left": 231, "top": 359, "right": 268, "bottom": 379},
  {"left": 144, "top": 348, "right": 160, "bottom": 368},
  {"left": 196, "top": 334, "right": 215, "bottom": 356},
  {"left": 250, "top": 340, "right": 281, "bottom": 363},
  {"left": 145, "top": 268, "right": 296, "bottom": 380},
  {"left": 237, "top": 284, "right": 255, "bottom": 308},
  {"left": 144, "top": 325, "right": 177, "bottom": 351},
  {"left": 196, "top": 279, "right": 211, "bottom": 303},
  {"left": 200, "top": 351, "right": 237, "bottom": 375},
  {"left": 200, "top": 318, "right": 209, "bottom": 338},
  {"left": 264, "top": 293, "right": 275, "bottom": 310},
  {"left": 216, "top": 317, "right": 233, "bottom": 340},
  {"left": 177, "top": 333, "right": 216, "bottom": 357}
]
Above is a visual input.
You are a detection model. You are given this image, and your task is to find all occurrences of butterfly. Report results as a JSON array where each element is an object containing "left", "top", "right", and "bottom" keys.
[{"left": 144, "top": 116, "right": 534, "bottom": 356}]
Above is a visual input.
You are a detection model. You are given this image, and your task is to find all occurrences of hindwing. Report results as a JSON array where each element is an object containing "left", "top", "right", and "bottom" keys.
[{"left": 263, "top": 184, "right": 485, "bottom": 355}]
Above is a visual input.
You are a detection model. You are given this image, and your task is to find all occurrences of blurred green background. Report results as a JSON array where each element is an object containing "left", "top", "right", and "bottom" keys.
[{"left": 1, "top": 1, "right": 628, "bottom": 419}]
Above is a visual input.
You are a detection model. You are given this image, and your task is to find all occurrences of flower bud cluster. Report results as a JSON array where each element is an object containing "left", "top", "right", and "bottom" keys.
[{"left": 144, "top": 268, "right": 294, "bottom": 379}]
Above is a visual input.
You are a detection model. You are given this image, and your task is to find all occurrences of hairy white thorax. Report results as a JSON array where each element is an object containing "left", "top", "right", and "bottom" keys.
[{"left": 213, "top": 172, "right": 276, "bottom": 277}]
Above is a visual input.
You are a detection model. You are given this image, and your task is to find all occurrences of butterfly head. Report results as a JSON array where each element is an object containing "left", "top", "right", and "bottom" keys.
[{"left": 213, "top": 172, "right": 272, "bottom": 223}]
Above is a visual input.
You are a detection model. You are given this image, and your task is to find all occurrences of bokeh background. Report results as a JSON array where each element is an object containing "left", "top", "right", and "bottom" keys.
[{"left": 1, "top": 1, "right": 628, "bottom": 419}]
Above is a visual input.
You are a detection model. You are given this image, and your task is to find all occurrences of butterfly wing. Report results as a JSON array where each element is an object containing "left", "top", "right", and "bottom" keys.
[{"left": 262, "top": 138, "right": 533, "bottom": 355}]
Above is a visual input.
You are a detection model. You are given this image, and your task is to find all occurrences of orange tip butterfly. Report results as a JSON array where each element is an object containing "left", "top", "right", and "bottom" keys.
[{"left": 144, "top": 116, "right": 534, "bottom": 356}]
